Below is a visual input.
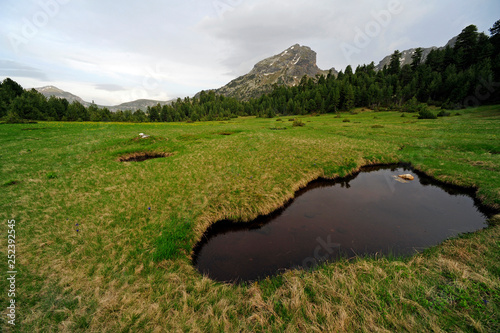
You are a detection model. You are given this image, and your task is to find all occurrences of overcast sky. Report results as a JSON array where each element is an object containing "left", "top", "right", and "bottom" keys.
[{"left": 1, "top": 0, "right": 498, "bottom": 105}]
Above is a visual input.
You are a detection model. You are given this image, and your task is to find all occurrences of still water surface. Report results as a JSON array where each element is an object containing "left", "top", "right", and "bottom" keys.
[{"left": 193, "top": 165, "right": 489, "bottom": 283}]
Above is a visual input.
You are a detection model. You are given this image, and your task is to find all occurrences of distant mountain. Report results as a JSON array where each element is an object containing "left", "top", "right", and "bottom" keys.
[
  {"left": 35, "top": 86, "right": 172, "bottom": 111},
  {"left": 375, "top": 36, "right": 458, "bottom": 71},
  {"left": 112, "top": 99, "right": 172, "bottom": 112},
  {"left": 36, "top": 86, "right": 87, "bottom": 105},
  {"left": 207, "top": 44, "right": 337, "bottom": 100}
]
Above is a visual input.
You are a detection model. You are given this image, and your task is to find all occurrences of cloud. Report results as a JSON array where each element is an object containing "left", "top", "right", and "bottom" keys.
[
  {"left": 196, "top": 0, "right": 494, "bottom": 72},
  {"left": 196, "top": 0, "right": 433, "bottom": 73},
  {"left": 197, "top": 0, "right": 340, "bottom": 74},
  {"left": 95, "top": 83, "right": 125, "bottom": 92},
  {"left": 0, "top": 60, "right": 48, "bottom": 80}
]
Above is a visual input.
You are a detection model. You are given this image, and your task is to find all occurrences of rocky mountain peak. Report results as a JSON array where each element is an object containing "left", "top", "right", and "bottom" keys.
[
  {"left": 211, "top": 44, "right": 336, "bottom": 100},
  {"left": 36, "top": 85, "right": 86, "bottom": 104},
  {"left": 249, "top": 44, "right": 321, "bottom": 77}
]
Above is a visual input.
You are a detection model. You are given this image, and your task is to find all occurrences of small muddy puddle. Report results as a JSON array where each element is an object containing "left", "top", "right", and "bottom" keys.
[
  {"left": 118, "top": 152, "right": 172, "bottom": 162},
  {"left": 193, "top": 165, "right": 492, "bottom": 283}
]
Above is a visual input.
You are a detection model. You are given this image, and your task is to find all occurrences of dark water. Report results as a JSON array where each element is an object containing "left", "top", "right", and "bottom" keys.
[{"left": 193, "top": 165, "right": 491, "bottom": 283}]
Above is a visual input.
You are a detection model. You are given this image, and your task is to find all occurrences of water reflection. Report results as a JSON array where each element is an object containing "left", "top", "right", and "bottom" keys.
[{"left": 193, "top": 165, "right": 492, "bottom": 283}]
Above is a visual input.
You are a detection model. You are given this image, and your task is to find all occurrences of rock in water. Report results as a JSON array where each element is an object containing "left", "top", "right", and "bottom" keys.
[{"left": 398, "top": 174, "right": 415, "bottom": 181}]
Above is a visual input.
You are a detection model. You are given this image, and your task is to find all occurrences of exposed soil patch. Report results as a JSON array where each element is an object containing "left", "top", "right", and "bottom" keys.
[{"left": 118, "top": 151, "right": 173, "bottom": 162}]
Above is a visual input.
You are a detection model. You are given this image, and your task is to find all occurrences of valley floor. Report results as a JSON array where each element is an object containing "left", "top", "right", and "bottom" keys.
[{"left": 1, "top": 106, "right": 499, "bottom": 332}]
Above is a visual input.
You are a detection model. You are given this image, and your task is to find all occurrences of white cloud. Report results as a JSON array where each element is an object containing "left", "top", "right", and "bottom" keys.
[
  {"left": 0, "top": 60, "right": 48, "bottom": 80},
  {"left": 198, "top": 0, "right": 447, "bottom": 72},
  {"left": 197, "top": 0, "right": 340, "bottom": 73}
]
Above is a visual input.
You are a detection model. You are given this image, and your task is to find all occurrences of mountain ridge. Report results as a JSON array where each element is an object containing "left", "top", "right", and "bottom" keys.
[
  {"left": 205, "top": 44, "right": 337, "bottom": 100},
  {"left": 375, "top": 36, "right": 458, "bottom": 71},
  {"left": 36, "top": 85, "right": 87, "bottom": 105},
  {"left": 35, "top": 86, "right": 172, "bottom": 111}
]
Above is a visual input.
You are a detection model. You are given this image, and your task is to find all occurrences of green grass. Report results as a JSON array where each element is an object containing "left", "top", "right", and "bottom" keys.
[
  {"left": 0, "top": 106, "right": 499, "bottom": 332},
  {"left": 153, "top": 216, "right": 194, "bottom": 261}
]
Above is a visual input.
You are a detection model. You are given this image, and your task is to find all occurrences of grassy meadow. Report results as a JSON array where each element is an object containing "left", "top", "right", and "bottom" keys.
[{"left": 1, "top": 106, "right": 499, "bottom": 332}]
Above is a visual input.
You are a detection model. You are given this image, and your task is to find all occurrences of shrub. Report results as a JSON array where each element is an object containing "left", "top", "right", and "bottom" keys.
[
  {"left": 292, "top": 119, "right": 305, "bottom": 127},
  {"left": 441, "top": 100, "right": 463, "bottom": 110},
  {"left": 437, "top": 110, "right": 451, "bottom": 117},
  {"left": 418, "top": 108, "right": 437, "bottom": 119},
  {"left": 403, "top": 97, "right": 429, "bottom": 114},
  {"left": 388, "top": 104, "right": 402, "bottom": 111},
  {"left": 342, "top": 118, "right": 351, "bottom": 123},
  {"left": 2, "top": 111, "right": 25, "bottom": 124},
  {"left": 441, "top": 100, "right": 454, "bottom": 110}
]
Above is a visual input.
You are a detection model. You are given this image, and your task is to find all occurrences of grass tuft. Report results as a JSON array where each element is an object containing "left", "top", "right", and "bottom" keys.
[
  {"left": 3, "top": 179, "right": 18, "bottom": 186},
  {"left": 46, "top": 172, "right": 58, "bottom": 179},
  {"left": 153, "top": 217, "right": 195, "bottom": 261}
]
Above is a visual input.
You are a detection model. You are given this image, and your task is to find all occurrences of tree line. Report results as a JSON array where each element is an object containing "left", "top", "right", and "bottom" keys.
[{"left": 1, "top": 21, "right": 499, "bottom": 124}]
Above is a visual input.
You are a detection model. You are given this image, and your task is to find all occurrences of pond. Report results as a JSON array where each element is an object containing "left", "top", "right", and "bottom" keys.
[{"left": 192, "top": 165, "right": 492, "bottom": 283}]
